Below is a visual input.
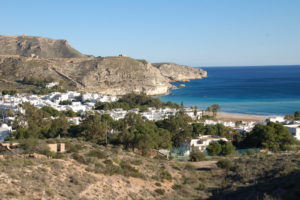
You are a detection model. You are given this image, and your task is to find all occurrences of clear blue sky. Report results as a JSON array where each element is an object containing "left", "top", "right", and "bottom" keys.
[{"left": 1, "top": 0, "right": 299, "bottom": 66}]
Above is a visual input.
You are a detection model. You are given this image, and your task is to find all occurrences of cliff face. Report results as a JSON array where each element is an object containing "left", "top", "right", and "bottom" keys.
[
  {"left": 0, "top": 35, "right": 86, "bottom": 58},
  {"left": 0, "top": 35, "right": 207, "bottom": 95},
  {"left": 154, "top": 63, "right": 207, "bottom": 82}
]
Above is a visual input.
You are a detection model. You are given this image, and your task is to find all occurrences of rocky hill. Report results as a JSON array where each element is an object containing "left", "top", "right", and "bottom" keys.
[
  {"left": 0, "top": 35, "right": 86, "bottom": 58},
  {"left": 154, "top": 63, "right": 207, "bottom": 82},
  {"left": 0, "top": 35, "right": 207, "bottom": 95}
]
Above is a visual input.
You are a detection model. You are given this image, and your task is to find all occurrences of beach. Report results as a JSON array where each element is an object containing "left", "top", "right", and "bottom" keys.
[{"left": 216, "top": 112, "right": 268, "bottom": 122}]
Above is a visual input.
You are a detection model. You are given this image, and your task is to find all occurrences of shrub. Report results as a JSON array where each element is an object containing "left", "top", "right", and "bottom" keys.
[
  {"left": 103, "top": 164, "right": 122, "bottom": 175},
  {"left": 155, "top": 189, "right": 165, "bottom": 195},
  {"left": 20, "top": 138, "right": 38, "bottom": 153},
  {"left": 220, "top": 141, "right": 236, "bottom": 155},
  {"left": 217, "top": 159, "right": 233, "bottom": 169},
  {"left": 172, "top": 184, "right": 182, "bottom": 190},
  {"left": 103, "top": 159, "right": 113, "bottom": 165},
  {"left": 184, "top": 164, "right": 196, "bottom": 171},
  {"left": 72, "top": 153, "right": 87, "bottom": 164},
  {"left": 159, "top": 171, "right": 172, "bottom": 181},
  {"left": 86, "top": 149, "right": 107, "bottom": 159},
  {"left": 120, "top": 160, "right": 145, "bottom": 179},
  {"left": 20, "top": 138, "right": 49, "bottom": 154},
  {"left": 131, "top": 159, "right": 143, "bottom": 166},
  {"left": 189, "top": 148, "right": 205, "bottom": 161},
  {"left": 65, "top": 143, "right": 83, "bottom": 153},
  {"left": 207, "top": 142, "right": 222, "bottom": 156},
  {"left": 155, "top": 182, "right": 162, "bottom": 187}
]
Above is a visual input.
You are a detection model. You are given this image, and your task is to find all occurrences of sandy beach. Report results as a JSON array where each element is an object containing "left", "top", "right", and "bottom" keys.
[{"left": 215, "top": 112, "right": 269, "bottom": 122}]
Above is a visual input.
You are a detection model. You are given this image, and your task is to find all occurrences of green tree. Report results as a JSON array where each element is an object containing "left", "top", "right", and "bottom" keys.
[
  {"left": 156, "top": 110, "right": 193, "bottom": 147},
  {"left": 294, "top": 110, "right": 300, "bottom": 120},
  {"left": 157, "top": 128, "right": 172, "bottom": 149},
  {"left": 219, "top": 141, "right": 235, "bottom": 155},
  {"left": 46, "top": 116, "right": 70, "bottom": 138},
  {"left": 206, "top": 142, "right": 222, "bottom": 156},
  {"left": 13, "top": 103, "right": 51, "bottom": 139},
  {"left": 192, "top": 123, "right": 206, "bottom": 137},
  {"left": 80, "top": 113, "right": 108, "bottom": 143},
  {"left": 243, "top": 122, "right": 296, "bottom": 151},
  {"left": 41, "top": 106, "right": 60, "bottom": 117},
  {"left": 210, "top": 104, "right": 220, "bottom": 117}
]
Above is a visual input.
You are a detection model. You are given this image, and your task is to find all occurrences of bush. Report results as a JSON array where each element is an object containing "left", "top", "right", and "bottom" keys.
[
  {"left": 120, "top": 160, "right": 145, "bottom": 179},
  {"left": 189, "top": 148, "right": 205, "bottom": 161},
  {"left": 65, "top": 143, "right": 83, "bottom": 153},
  {"left": 217, "top": 159, "right": 233, "bottom": 169},
  {"left": 172, "top": 184, "right": 182, "bottom": 190},
  {"left": 103, "top": 164, "right": 122, "bottom": 175},
  {"left": 72, "top": 153, "right": 87, "bottom": 164},
  {"left": 86, "top": 149, "right": 107, "bottom": 159},
  {"left": 155, "top": 189, "right": 165, "bottom": 195},
  {"left": 103, "top": 159, "right": 113, "bottom": 165},
  {"left": 20, "top": 138, "right": 38, "bottom": 153},
  {"left": 207, "top": 142, "right": 222, "bottom": 156},
  {"left": 155, "top": 182, "right": 162, "bottom": 187},
  {"left": 184, "top": 164, "right": 196, "bottom": 171},
  {"left": 220, "top": 141, "right": 236, "bottom": 155},
  {"left": 159, "top": 171, "right": 172, "bottom": 181},
  {"left": 131, "top": 159, "right": 143, "bottom": 166}
]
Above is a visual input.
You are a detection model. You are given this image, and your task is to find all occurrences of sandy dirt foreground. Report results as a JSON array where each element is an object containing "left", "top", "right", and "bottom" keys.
[{"left": 216, "top": 112, "right": 268, "bottom": 122}]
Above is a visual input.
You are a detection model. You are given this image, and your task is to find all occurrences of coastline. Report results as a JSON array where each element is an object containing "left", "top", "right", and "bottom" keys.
[{"left": 216, "top": 112, "right": 269, "bottom": 122}]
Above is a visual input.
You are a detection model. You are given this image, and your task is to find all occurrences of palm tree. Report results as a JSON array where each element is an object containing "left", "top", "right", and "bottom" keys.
[{"left": 210, "top": 104, "right": 220, "bottom": 117}]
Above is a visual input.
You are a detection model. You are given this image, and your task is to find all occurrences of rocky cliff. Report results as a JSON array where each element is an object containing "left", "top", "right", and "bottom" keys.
[
  {"left": 154, "top": 63, "right": 207, "bottom": 82},
  {"left": 0, "top": 35, "right": 207, "bottom": 95},
  {"left": 0, "top": 35, "right": 86, "bottom": 58}
]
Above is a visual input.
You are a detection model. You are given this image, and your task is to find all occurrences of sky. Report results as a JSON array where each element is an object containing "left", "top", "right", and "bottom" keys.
[{"left": 1, "top": 0, "right": 300, "bottom": 66}]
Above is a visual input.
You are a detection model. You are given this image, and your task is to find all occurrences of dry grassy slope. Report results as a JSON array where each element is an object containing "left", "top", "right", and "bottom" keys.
[
  {"left": 0, "top": 35, "right": 86, "bottom": 58},
  {"left": 1, "top": 139, "right": 300, "bottom": 200},
  {"left": 0, "top": 140, "right": 221, "bottom": 200}
]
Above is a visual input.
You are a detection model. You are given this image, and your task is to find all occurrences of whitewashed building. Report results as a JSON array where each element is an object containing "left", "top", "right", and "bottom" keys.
[
  {"left": 284, "top": 124, "right": 300, "bottom": 140},
  {"left": 182, "top": 135, "right": 228, "bottom": 156}
]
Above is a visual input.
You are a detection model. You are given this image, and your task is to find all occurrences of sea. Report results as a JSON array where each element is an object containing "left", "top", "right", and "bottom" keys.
[{"left": 159, "top": 65, "right": 300, "bottom": 116}]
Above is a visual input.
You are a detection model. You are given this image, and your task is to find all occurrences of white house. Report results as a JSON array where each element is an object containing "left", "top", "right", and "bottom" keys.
[
  {"left": 284, "top": 124, "right": 300, "bottom": 140},
  {"left": 185, "top": 135, "right": 228, "bottom": 155},
  {"left": 268, "top": 116, "right": 285, "bottom": 123}
]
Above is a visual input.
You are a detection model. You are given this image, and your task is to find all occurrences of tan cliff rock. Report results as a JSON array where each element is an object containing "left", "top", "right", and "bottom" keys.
[{"left": 154, "top": 63, "right": 207, "bottom": 82}]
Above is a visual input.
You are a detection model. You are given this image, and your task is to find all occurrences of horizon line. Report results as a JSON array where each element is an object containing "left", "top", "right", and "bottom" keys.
[{"left": 197, "top": 64, "right": 300, "bottom": 68}]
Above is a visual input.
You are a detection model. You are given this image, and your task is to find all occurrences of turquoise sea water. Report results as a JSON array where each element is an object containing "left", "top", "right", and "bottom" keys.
[{"left": 160, "top": 65, "right": 300, "bottom": 116}]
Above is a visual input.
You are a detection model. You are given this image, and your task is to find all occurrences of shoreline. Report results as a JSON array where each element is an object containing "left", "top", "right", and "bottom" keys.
[{"left": 215, "top": 112, "right": 269, "bottom": 122}]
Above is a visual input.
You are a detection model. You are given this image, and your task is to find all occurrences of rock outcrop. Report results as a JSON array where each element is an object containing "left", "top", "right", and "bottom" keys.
[
  {"left": 0, "top": 35, "right": 207, "bottom": 95},
  {"left": 154, "top": 63, "right": 207, "bottom": 82}
]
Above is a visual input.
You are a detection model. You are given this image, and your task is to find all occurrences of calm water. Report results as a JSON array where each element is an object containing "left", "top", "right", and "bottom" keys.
[{"left": 160, "top": 65, "right": 300, "bottom": 116}]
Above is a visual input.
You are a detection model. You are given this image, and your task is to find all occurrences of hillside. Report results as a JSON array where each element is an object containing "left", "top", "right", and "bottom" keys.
[
  {"left": 1, "top": 139, "right": 300, "bottom": 200},
  {"left": 0, "top": 35, "right": 86, "bottom": 58},
  {"left": 0, "top": 56, "right": 173, "bottom": 95},
  {"left": 0, "top": 35, "right": 207, "bottom": 95}
]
